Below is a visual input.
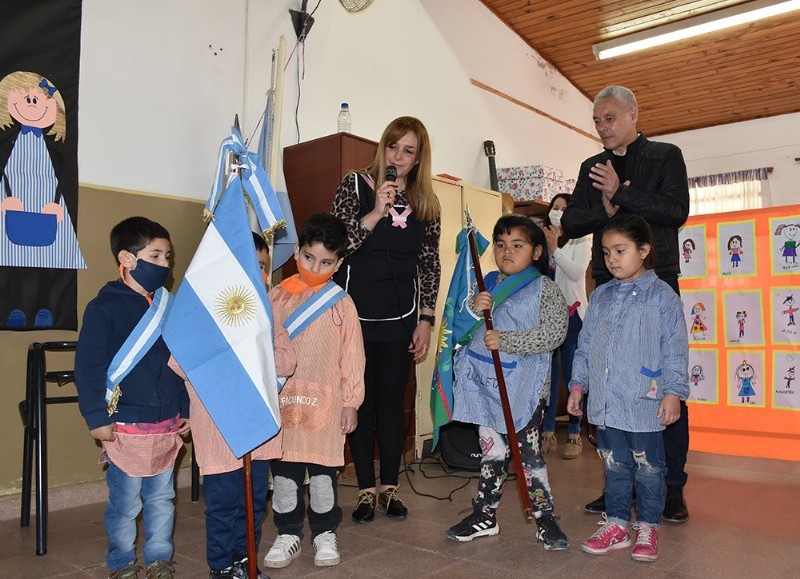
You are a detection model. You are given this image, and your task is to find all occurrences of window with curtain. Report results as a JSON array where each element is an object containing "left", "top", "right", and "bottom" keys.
[{"left": 687, "top": 167, "right": 772, "bottom": 216}]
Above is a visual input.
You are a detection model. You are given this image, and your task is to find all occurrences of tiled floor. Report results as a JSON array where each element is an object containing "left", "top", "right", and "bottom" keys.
[{"left": 2, "top": 430, "right": 800, "bottom": 578}]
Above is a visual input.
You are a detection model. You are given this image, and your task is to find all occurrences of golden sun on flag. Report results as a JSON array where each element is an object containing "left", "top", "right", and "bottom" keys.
[{"left": 214, "top": 285, "right": 258, "bottom": 326}]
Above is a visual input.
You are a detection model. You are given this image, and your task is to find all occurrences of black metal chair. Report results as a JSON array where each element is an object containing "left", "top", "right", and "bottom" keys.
[
  {"left": 18, "top": 341, "right": 201, "bottom": 556},
  {"left": 19, "top": 341, "right": 78, "bottom": 555}
]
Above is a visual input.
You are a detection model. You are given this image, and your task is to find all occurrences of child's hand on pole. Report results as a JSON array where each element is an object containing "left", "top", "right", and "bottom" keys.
[
  {"left": 483, "top": 329, "right": 500, "bottom": 351},
  {"left": 474, "top": 291, "right": 493, "bottom": 314}
]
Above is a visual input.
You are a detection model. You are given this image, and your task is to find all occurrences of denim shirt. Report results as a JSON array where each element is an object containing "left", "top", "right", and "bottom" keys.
[{"left": 569, "top": 269, "right": 689, "bottom": 432}]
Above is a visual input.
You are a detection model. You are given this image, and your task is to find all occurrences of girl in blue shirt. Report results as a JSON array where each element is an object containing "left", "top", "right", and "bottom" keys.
[{"left": 567, "top": 214, "right": 689, "bottom": 563}]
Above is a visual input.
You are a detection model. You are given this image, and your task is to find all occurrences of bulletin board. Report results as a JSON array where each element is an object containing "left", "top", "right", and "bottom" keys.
[{"left": 678, "top": 204, "right": 800, "bottom": 461}]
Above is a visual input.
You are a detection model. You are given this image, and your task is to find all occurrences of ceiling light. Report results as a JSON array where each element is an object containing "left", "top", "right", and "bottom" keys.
[{"left": 592, "top": 0, "right": 800, "bottom": 60}]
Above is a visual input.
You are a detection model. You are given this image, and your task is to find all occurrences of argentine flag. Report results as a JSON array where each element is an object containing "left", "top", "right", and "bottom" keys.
[{"left": 164, "top": 129, "right": 284, "bottom": 458}]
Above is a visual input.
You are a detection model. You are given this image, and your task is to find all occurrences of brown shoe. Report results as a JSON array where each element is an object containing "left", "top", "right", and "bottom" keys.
[
  {"left": 109, "top": 563, "right": 142, "bottom": 579},
  {"left": 540, "top": 431, "right": 557, "bottom": 454},
  {"left": 562, "top": 434, "right": 582, "bottom": 459}
]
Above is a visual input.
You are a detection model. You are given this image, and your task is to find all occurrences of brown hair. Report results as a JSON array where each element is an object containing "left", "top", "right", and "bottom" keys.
[{"left": 363, "top": 116, "right": 440, "bottom": 221}]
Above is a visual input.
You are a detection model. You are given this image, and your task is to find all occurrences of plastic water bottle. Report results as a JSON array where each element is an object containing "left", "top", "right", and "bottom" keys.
[{"left": 337, "top": 102, "right": 351, "bottom": 133}]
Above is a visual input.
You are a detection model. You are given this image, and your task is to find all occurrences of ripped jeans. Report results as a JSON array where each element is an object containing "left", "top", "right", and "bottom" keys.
[{"left": 596, "top": 426, "right": 665, "bottom": 528}]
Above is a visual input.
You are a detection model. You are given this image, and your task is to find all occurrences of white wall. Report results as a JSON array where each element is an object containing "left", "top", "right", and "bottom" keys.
[
  {"left": 79, "top": 0, "right": 599, "bottom": 201},
  {"left": 660, "top": 112, "right": 800, "bottom": 208}
]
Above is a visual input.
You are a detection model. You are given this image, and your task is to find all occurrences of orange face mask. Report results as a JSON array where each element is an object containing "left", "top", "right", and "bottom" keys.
[{"left": 295, "top": 258, "right": 333, "bottom": 288}]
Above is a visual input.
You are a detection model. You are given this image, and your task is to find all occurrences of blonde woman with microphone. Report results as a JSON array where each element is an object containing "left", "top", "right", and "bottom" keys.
[{"left": 331, "top": 116, "right": 441, "bottom": 523}]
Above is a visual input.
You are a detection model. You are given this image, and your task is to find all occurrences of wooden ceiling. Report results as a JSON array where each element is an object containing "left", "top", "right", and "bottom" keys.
[{"left": 479, "top": 0, "right": 800, "bottom": 136}]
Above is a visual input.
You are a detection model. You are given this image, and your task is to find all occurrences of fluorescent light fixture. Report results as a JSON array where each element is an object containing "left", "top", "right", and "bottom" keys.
[{"left": 593, "top": 0, "right": 800, "bottom": 60}]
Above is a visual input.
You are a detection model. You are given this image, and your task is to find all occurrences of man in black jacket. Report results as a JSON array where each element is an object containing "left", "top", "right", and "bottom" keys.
[{"left": 562, "top": 85, "right": 691, "bottom": 524}]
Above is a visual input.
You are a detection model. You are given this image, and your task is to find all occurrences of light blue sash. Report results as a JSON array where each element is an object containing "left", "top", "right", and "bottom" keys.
[
  {"left": 105, "top": 287, "right": 172, "bottom": 416},
  {"left": 278, "top": 281, "right": 347, "bottom": 387}
]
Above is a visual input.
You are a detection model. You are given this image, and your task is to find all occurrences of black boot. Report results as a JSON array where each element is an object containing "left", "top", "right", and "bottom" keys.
[
  {"left": 584, "top": 491, "right": 605, "bottom": 513},
  {"left": 662, "top": 485, "right": 689, "bottom": 524}
]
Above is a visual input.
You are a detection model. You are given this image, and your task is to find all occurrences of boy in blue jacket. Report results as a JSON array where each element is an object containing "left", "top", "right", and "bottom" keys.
[{"left": 75, "top": 216, "right": 189, "bottom": 579}]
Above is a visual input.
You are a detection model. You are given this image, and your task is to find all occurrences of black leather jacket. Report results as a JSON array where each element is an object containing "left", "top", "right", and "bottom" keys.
[{"left": 562, "top": 133, "right": 690, "bottom": 282}]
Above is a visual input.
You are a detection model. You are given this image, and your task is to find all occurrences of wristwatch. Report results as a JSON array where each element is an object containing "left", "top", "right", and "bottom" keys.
[{"left": 418, "top": 313, "right": 435, "bottom": 325}]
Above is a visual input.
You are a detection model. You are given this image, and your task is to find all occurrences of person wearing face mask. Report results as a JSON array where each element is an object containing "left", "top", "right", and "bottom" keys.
[
  {"left": 331, "top": 116, "right": 441, "bottom": 523},
  {"left": 540, "top": 194, "right": 592, "bottom": 460},
  {"left": 75, "top": 217, "right": 190, "bottom": 579}
]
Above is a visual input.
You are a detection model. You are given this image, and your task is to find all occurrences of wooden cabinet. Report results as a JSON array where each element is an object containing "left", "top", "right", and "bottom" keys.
[
  {"left": 414, "top": 178, "right": 504, "bottom": 454},
  {"left": 282, "top": 132, "right": 378, "bottom": 277},
  {"left": 513, "top": 199, "right": 550, "bottom": 218}
]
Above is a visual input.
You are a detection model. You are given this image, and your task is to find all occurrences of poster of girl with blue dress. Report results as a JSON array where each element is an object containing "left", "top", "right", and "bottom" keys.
[
  {"left": 727, "top": 351, "right": 764, "bottom": 408},
  {"left": 0, "top": 71, "right": 85, "bottom": 270},
  {"left": 717, "top": 220, "right": 756, "bottom": 277}
]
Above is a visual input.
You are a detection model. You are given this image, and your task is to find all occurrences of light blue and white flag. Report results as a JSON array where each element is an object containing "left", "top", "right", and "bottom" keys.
[
  {"left": 256, "top": 92, "right": 298, "bottom": 272},
  {"left": 164, "top": 128, "right": 285, "bottom": 458}
]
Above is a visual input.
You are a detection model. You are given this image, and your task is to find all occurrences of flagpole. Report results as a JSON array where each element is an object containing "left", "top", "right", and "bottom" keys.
[
  {"left": 466, "top": 229, "right": 534, "bottom": 521},
  {"left": 231, "top": 113, "right": 260, "bottom": 579}
]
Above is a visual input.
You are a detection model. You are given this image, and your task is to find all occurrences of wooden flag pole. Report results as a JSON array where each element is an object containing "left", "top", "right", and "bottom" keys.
[
  {"left": 229, "top": 113, "right": 260, "bottom": 578},
  {"left": 242, "top": 453, "right": 258, "bottom": 578},
  {"left": 466, "top": 229, "right": 534, "bottom": 521}
]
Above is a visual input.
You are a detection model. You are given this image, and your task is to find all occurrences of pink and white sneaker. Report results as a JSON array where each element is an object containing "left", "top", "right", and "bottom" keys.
[
  {"left": 631, "top": 523, "right": 659, "bottom": 562},
  {"left": 581, "top": 517, "right": 632, "bottom": 555}
]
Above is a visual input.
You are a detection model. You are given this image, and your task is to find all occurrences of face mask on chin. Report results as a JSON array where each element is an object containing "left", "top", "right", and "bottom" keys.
[
  {"left": 548, "top": 209, "right": 563, "bottom": 229},
  {"left": 129, "top": 258, "right": 170, "bottom": 292}
]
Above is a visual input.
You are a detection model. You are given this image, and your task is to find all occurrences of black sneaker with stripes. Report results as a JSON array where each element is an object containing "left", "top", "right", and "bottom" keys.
[{"left": 445, "top": 508, "right": 499, "bottom": 542}]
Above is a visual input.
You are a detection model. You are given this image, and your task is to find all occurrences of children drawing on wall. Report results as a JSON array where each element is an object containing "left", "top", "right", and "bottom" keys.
[
  {"left": 783, "top": 294, "right": 797, "bottom": 326},
  {"left": 734, "top": 360, "right": 757, "bottom": 404},
  {"left": 689, "top": 365, "right": 705, "bottom": 387},
  {"left": 735, "top": 310, "right": 747, "bottom": 339},
  {"left": 682, "top": 239, "right": 695, "bottom": 264},
  {"left": 775, "top": 223, "right": 799, "bottom": 264},
  {"left": 727, "top": 235, "right": 743, "bottom": 268},
  {"left": 690, "top": 302, "right": 708, "bottom": 340},
  {"left": 785, "top": 366, "right": 795, "bottom": 389}
]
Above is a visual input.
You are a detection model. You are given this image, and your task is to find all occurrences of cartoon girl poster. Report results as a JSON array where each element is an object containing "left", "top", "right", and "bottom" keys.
[
  {"left": 727, "top": 351, "right": 765, "bottom": 408},
  {"left": 770, "top": 287, "right": 800, "bottom": 345},
  {"left": 0, "top": 71, "right": 85, "bottom": 270},
  {"left": 717, "top": 220, "right": 756, "bottom": 277},
  {"left": 770, "top": 215, "right": 800, "bottom": 275},
  {"left": 772, "top": 351, "right": 800, "bottom": 411},
  {"left": 722, "top": 290, "right": 764, "bottom": 346},
  {"left": 682, "top": 290, "right": 717, "bottom": 343},
  {"left": 687, "top": 349, "right": 718, "bottom": 404},
  {"left": 678, "top": 223, "right": 707, "bottom": 279}
]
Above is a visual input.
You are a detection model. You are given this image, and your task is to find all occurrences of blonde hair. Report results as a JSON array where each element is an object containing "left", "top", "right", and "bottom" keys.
[
  {"left": 363, "top": 116, "right": 440, "bottom": 222},
  {"left": 0, "top": 71, "right": 66, "bottom": 142}
]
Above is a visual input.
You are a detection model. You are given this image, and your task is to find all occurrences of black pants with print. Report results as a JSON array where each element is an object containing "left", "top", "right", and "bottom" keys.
[{"left": 475, "top": 399, "right": 555, "bottom": 518}]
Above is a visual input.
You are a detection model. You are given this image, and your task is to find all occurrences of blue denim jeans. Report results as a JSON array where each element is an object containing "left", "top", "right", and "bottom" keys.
[
  {"left": 596, "top": 427, "right": 665, "bottom": 528},
  {"left": 543, "top": 313, "right": 583, "bottom": 435},
  {"left": 104, "top": 458, "right": 175, "bottom": 571},
  {"left": 203, "top": 460, "right": 270, "bottom": 572}
]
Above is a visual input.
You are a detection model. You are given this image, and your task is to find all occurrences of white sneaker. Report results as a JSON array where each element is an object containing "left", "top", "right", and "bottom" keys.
[
  {"left": 263, "top": 534, "right": 301, "bottom": 569},
  {"left": 313, "top": 531, "right": 340, "bottom": 567}
]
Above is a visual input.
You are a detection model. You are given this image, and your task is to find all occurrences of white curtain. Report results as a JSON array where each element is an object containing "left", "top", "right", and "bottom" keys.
[{"left": 688, "top": 168, "right": 772, "bottom": 216}]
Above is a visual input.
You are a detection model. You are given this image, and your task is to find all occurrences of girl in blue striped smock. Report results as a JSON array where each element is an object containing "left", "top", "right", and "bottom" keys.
[
  {"left": 0, "top": 71, "right": 85, "bottom": 269},
  {"left": 567, "top": 214, "right": 689, "bottom": 563}
]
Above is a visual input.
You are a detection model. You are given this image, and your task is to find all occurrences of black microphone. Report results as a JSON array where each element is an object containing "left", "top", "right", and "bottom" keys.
[{"left": 383, "top": 165, "right": 397, "bottom": 213}]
